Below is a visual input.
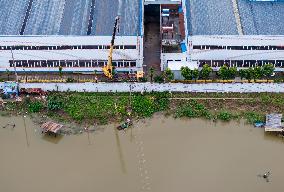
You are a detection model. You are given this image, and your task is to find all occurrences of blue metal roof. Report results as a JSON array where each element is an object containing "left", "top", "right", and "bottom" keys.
[
  {"left": 238, "top": 0, "right": 284, "bottom": 35},
  {"left": 186, "top": 0, "right": 284, "bottom": 35},
  {"left": 0, "top": 0, "right": 141, "bottom": 36},
  {"left": 186, "top": 0, "right": 238, "bottom": 35}
]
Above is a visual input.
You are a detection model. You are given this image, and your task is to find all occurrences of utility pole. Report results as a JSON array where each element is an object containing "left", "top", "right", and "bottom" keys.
[{"left": 10, "top": 48, "right": 18, "bottom": 82}]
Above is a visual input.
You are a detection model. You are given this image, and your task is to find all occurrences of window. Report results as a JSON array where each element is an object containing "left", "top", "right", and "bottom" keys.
[
  {"left": 85, "top": 61, "right": 92, "bottom": 67},
  {"left": 60, "top": 61, "right": 66, "bottom": 67},
  {"left": 66, "top": 61, "right": 73, "bottom": 67},
  {"left": 112, "top": 62, "right": 118, "bottom": 67},
  {"left": 41, "top": 60, "right": 47, "bottom": 67},
  {"left": 98, "top": 61, "right": 105, "bottom": 67},
  {"left": 130, "top": 61, "right": 136, "bottom": 67},
  {"left": 124, "top": 45, "right": 136, "bottom": 49},
  {"left": 22, "top": 60, "right": 28, "bottom": 67},
  {"left": 193, "top": 45, "right": 201, "bottom": 49},
  {"left": 9, "top": 60, "right": 14, "bottom": 67},
  {"left": 117, "top": 61, "right": 123, "bottom": 67},
  {"left": 92, "top": 60, "right": 98, "bottom": 67}
]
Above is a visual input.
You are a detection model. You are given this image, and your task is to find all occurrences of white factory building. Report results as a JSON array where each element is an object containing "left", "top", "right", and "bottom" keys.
[
  {"left": 0, "top": 36, "right": 143, "bottom": 72},
  {"left": 0, "top": 0, "right": 283, "bottom": 75}
]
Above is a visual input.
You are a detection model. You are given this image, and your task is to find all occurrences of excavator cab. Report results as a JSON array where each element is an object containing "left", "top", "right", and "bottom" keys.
[{"left": 102, "top": 65, "right": 113, "bottom": 79}]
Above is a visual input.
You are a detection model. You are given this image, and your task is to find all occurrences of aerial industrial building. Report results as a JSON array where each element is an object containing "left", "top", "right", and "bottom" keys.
[
  {"left": 162, "top": 0, "right": 284, "bottom": 74},
  {"left": 0, "top": 0, "right": 283, "bottom": 75},
  {"left": 0, "top": 0, "right": 143, "bottom": 73}
]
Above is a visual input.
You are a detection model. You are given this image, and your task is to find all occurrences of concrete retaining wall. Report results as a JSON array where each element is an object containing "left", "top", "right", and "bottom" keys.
[{"left": 7, "top": 82, "right": 284, "bottom": 93}]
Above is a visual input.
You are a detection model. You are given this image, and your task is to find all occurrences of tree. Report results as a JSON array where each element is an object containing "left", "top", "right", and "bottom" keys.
[
  {"left": 253, "top": 66, "right": 263, "bottom": 80},
  {"left": 239, "top": 69, "right": 246, "bottom": 80},
  {"left": 245, "top": 68, "right": 254, "bottom": 82},
  {"left": 59, "top": 66, "right": 63, "bottom": 78},
  {"left": 218, "top": 65, "right": 237, "bottom": 80},
  {"left": 200, "top": 64, "right": 212, "bottom": 80},
  {"left": 218, "top": 65, "right": 229, "bottom": 80},
  {"left": 229, "top": 67, "right": 237, "bottom": 79},
  {"left": 149, "top": 67, "right": 154, "bottom": 83},
  {"left": 5, "top": 69, "right": 11, "bottom": 81},
  {"left": 181, "top": 66, "right": 193, "bottom": 80},
  {"left": 192, "top": 69, "right": 199, "bottom": 82},
  {"left": 163, "top": 68, "right": 174, "bottom": 82},
  {"left": 262, "top": 64, "right": 275, "bottom": 82}
]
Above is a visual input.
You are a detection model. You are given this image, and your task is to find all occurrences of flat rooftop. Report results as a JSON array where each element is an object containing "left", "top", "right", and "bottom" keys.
[
  {"left": 0, "top": 0, "right": 141, "bottom": 36},
  {"left": 186, "top": 0, "right": 284, "bottom": 35}
]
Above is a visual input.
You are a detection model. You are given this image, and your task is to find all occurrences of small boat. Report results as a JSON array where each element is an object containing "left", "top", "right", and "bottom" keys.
[
  {"left": 117, "top": 119, "right": 132, "bottom": 130},
  {"left": 254, "top": 122, "right": 264, "bottom": 128}
]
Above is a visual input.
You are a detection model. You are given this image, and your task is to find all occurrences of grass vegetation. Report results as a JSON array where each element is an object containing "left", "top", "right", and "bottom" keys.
[{"left": 1, "top": 92, "right": 283, "bottom": 125}]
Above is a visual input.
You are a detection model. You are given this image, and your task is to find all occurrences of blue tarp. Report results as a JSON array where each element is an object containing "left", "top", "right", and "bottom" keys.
[
  {"left": 181, "top": 43, "right": 187, "bottom": 52},
  {"left": 178, "top": 6, "right": 183, "bottom": 13},
  {"left": 4, "top": 82, "right": 18, "bottom": 96}
]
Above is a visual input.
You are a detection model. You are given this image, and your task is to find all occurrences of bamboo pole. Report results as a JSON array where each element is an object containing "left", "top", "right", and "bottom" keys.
[{"left": 23, "top": 115, "right": 29, "bottom": 147}]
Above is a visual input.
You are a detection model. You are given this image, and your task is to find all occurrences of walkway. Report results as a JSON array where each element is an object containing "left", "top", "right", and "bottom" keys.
[{"left": 143, "top": 5, "right": 161, "bottom": 76}]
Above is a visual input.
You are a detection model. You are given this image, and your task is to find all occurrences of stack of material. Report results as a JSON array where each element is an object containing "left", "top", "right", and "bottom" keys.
[
  {"left": 265, "top": 114, "right": 283, "bottom": 132},
  {"left": 41, "top": 121, "right": 63, "bottom": 134}
]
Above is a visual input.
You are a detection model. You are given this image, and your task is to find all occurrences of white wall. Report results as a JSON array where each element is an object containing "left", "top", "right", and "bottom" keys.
[
  {"left": 144, "top": 0, "right": 181, "bottom": 5},
  {"left": 15, "top": 82, "right": 284, "bottom": 93},
  {"left": 0, "top": 36, "right": 143, "bottom": 72},
  {"left": 161, "top": 53, "right": 187, "bottom": 70}
]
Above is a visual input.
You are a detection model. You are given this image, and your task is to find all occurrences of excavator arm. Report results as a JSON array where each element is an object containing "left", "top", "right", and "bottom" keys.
[{"left": 102, "top": 16, "right": 120, "bottom": 79}]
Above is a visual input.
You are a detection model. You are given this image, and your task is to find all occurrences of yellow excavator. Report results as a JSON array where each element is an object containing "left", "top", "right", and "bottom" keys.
[{"left": 102, "top": 16, "right": 120, "bottom": 79}]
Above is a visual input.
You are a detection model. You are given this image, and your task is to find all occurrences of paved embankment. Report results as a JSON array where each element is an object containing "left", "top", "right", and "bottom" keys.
[{"left": 1, "top": 83, "right": 282, "bottom": 93}]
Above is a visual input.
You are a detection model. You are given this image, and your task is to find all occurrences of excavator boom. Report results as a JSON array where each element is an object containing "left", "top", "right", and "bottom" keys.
[{"left": 102, "top": 16, "right": 120, "bottom": 79}]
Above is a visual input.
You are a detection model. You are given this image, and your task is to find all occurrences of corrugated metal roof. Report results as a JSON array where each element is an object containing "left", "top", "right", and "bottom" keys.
[
  {"left": 0, "top": 0, "right": 141, "bottom": 36},
  {"left": 186, "top": 0, "right": 284, "bottom": 35},
  {"left": 91, "top": 0, "right": 140, "bottom": 36},
  {"left": 0, "top": 0, "right": 29, "bottom": 35}
]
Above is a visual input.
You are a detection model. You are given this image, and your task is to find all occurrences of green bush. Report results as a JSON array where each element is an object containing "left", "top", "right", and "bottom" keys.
[
  {"left": 260, "top": 94, "right": 270, "bottom": 104},
  {"left": 244, "top": 112, "right": 265, "bottom": 124},
  {"left": 175, "top": 104, "right": 197, "bottom": 118},
  {"left": 138, "top": 77, "right": 148, "bottom": 82},
  {"left": 154, "top": 75, "right": 164, "bottom": 83},
  {"left": 131, "top": 92, "right": 170, "bottom": 117},
  {"left": 66, "top": 78, "right": 75, "bottom": 83},
  {"left": 217, "top": 111, "right": 233, "bottom": 121},
  {"left": 175, "top": 100, "right": 212, "bottom": 119},
  {"left": 47, "top": 95, "right": 64, "bottom": 111},
  {"left": 132, "top": 95, "right": 156, "bottom": 117},
  {"left": 153, "top": 92, "right": 170, "bottom": 111},
  {"left": 28, "top": 101, "right": 44, "bottom": 113}
]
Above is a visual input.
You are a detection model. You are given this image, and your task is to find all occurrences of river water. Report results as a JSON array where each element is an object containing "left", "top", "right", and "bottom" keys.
[{"left": 0, "top": 115, "right": 283, "bottom": 192}]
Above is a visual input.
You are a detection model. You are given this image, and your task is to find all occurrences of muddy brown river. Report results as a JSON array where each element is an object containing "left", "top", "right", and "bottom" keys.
[{"left": 0, "top": 115, "right": 283, "bottom": 192}]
